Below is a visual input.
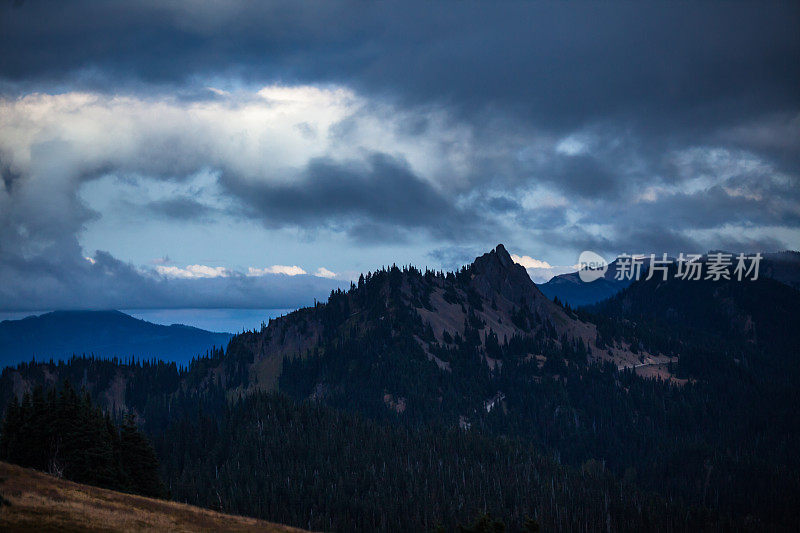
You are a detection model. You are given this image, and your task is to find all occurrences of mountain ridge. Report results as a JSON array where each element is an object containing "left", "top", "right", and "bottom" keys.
[
  {"left": 2, "top": 244, "right": 799, "bottom": 529},
  {"left": 214, "top": 244, "right": 674, "bottom": 420}
]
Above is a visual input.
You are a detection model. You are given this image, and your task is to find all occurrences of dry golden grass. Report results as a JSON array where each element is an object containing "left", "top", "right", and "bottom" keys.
[{"left": 0, "top": 461, "right": 307, "bottom": 532}]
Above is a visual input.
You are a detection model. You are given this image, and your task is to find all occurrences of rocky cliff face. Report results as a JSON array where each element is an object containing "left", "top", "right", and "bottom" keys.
[
  {"left": 469, "top": 244, "right": 543, "bottom": 305},
  {"left": 468, "top": 244, "right": 576, "bottom": 331},
  {"left": 414, "top": 244, "right": 582, "bottom": 349}
]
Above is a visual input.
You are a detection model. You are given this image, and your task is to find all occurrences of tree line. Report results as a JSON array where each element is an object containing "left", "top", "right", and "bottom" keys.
[{"left": 0, "top": 380, "right": 164, "bottom": 498}]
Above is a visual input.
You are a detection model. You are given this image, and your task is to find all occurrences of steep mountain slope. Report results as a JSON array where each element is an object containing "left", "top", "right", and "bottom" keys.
[
  {"left": 0, "top": 310, "right": 232, "bottom": 368},
  {"left": 222, "top": 244, "right": 650, "bottom": 422}
]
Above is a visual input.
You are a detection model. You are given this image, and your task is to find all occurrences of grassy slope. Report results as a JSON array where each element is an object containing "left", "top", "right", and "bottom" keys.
[{"left": 0, "top": 462, "right": 306, "bottom": 532}]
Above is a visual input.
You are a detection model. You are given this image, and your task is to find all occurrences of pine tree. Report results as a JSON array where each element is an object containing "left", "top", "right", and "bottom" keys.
[
  {"left": 119, "top": 414, "right": 164, "bottom": 498},
  {"left": 0, "top": 395, "right": 21, "bottom": 460},
  {"left": 0, "top": 381, "right": 164, "bottom": 498}
]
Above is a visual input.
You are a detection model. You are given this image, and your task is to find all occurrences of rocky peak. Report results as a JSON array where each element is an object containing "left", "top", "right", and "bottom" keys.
[
  {"left": 493, "top": 243, "right": 513, "bottom": 268},
  {"left": 470, "top": 244, "right": 545, "bottom": 308},
  {"left": 471, "top": 244, "right": 516, "bottom": 273}
]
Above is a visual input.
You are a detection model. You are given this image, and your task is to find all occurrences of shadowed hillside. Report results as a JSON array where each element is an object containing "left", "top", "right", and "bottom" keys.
[{"left": 0, "top": 461, "right": 306, "bottom": 532}]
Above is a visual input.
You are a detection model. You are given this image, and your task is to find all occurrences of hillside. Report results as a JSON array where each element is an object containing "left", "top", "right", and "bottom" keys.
[
  {"left": 0, "top": 461, "right": 305, "bottom": 532},
  {"left": 231, "top": 244, "right": 643, "bottom": 385},
  {"left": 589, "top": 260, "right": 800, "bottom": 380},
  {"left": 221, "top": 244, "right": 659, "bottom": 422},
  {"left": 153, "top": 391, "right": 691, "bottom": 532},
  {"left": 0, "top": 310, "right": 232, "bottom": 368}
]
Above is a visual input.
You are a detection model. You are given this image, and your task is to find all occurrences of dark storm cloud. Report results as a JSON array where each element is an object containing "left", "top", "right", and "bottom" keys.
[
  {"left": 220, "top": 153, "right": 486, "bottom": 241},
  {"left": 717, "top": 113, "right": 800, "bottom": 174},
  {"left": 0, "top": 0, "right": 798, "bottom": 310},
  {"left": 144, "top": 197, "right": 220, "bottom": 221},
  {"left": 345, "top": 222, "right": 411, "bottom": 245},
  {"left": 619, "top": 187, "right": 800, "bottom": 231},
  {"left": 610, "top": 227, "right": 702, "bottom": 257},
  {"left": 714, "top": 235, "right": 788, "bottom": 255},
  {"left": 543, "top": 154, "right": 622, "bottom": 199},
  {"left": 427, "top": 246, "right": 484, "bottom": 272},
  {"left": 0, "top": 157, "right": 20, "bottom": 193},
  {"left": 516, "top": 206, "right": 568, "bottom": 231},
  {"left": 2, "top": 2, "right": 797, "bottom": 131},
  {"left": 485, "top": 196, "right": 520, "bottom": 214}
]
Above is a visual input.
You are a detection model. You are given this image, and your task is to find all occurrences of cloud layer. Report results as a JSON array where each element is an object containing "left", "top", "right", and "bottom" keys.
[{"left": 0, "top": 1, "right": 798, "bottom": 309}]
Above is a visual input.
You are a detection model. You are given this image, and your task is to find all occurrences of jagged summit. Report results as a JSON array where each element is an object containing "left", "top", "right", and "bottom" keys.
[
  {"left": 472, "top": 244, "right": 514, "bottom": 269},
  {"left": 493, "top": 243, "right": 513, "bottom": 265},
  {"left": 470, "top": 244, "right": 551, "bottom": 318}
]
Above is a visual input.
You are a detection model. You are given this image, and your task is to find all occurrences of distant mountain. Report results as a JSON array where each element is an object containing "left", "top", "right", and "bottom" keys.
[
  {"left": 0, "top": 310, "right": 232, "bottom": 368},
  {"left": 539, "top": 257, "right": 636, "bottom": 308},
  {"left": 540, "top": 250, "right": 800, "bottom": 307}
]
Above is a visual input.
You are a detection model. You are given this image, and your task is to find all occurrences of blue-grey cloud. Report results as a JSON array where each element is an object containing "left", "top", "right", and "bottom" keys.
[
  {"left": 0, "top": 246, "right": 343, "bottom": 311},
  {"left": 2, "top": 3, "right": 796, "bottom": 131},
  {"left": 220, "top": 153, "right": 488, "bottom": 242},
  {"left": 143, "top": 196, "right": 221, "bottom": 222},
  {"left": 0, "top": 1, "right": 798, "bottom": 309}
]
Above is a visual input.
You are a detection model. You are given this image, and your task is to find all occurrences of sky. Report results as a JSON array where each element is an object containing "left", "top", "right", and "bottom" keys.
[{"left": 0, "top": 1, "right": 798, "bottom": 311}]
